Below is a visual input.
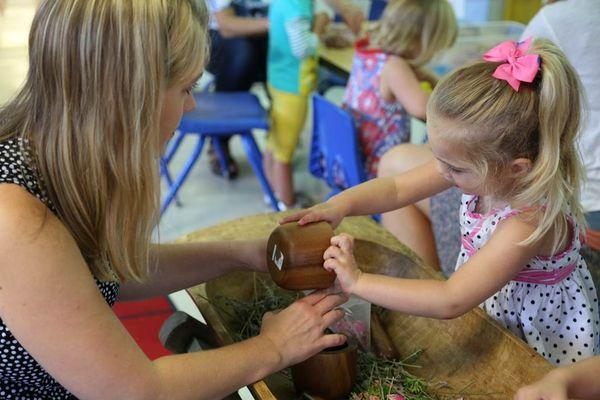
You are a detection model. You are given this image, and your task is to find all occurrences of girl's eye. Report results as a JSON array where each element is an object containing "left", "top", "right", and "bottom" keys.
[{"left": 446, "top": 164, "right": 463, "bottom": 174}]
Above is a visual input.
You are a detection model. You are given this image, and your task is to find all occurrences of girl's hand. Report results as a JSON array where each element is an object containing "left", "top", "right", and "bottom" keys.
[
  {"left": 338, "top": 3, "right": 364, "bottom": 35},
  {"left": 280, "top": 201, "right": 347, "bottom": 228},
  {"left": 313, "top": 12, "right": 331, "bottom": 36},
  {"left": 323, "top": 234, "right": 362, "bottom": 294},
  {"left": 259, "top": 290, "right": 347, "bottom": 367},
  {"left": 514, "top": 371, "right": 569, "bottom": 400}
]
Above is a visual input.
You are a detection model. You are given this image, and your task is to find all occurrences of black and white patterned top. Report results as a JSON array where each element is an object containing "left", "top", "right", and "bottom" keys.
[{"left": 0, "top": 137, "right": 120, "bottom": 399}]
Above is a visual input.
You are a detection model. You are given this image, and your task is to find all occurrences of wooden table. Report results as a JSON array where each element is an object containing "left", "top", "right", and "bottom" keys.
[
  {"left": 180, "top": 213, "right": 553, "bottom": 399},
  {"left": 319, "top": 43, "right": 354, "bottom": 77}
]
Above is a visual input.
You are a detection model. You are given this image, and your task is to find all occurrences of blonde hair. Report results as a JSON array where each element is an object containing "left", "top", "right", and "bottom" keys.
[
  {"left": 0, "top": 0, "right": 209, "bottom": 282},
  {"left": 428, "top": 38, "right": 586, "bottom": 254},
  {"left": 370, "top": 0, "right": 457, "bottom": 67}
]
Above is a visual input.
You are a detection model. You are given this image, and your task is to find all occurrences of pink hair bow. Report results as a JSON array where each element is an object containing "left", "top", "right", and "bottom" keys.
[{"left": 483, "top": 38, "right": 540, "bottom": 91}]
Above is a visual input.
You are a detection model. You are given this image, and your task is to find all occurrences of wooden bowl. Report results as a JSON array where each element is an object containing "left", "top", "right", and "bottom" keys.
[
  {"left": 267, "top": 222, "right": 336, "bottom": 290},
  {"left": 291, "top": 339, "right": 358, "bottom": 399}
]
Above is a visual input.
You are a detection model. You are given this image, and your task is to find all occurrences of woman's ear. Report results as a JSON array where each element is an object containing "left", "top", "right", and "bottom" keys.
[{"left": 510, "top": 158, "right": 533, "bottom": 179}]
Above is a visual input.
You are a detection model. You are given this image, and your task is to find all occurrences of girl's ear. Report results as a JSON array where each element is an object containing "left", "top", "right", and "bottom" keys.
[{"left": 510, "top": 158, "right": 533, "bottom": 179}]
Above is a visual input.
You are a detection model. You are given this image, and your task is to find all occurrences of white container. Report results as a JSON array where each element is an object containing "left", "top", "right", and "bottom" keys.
[{"left": 430, "top": 20, "right": 526, "bottom": 75}]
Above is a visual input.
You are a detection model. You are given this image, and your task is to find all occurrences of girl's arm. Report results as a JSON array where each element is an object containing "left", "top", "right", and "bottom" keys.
[
  {"left": 283, "top": 159, "right": 451, "bottom": 227},
  {"left": 214, "top": 7, "right": 269, "bottom": 38},
  {"left": 381, "top": 56, "right": 430, "bottom": 121},
  {"left": 118, "top": 239, "right": 267, "bottom": 301},
  {"left": 326, "top": 214, "right": 543, "bottom": 319},
  {"left": 515, "top": 356, "right": 600, "bottom": 400},
  {"left": 319, "top": 0, "right": 364, "bottom": 34},
  {"left": 0, "top": 185, "right": 346, "bottom": 400}
]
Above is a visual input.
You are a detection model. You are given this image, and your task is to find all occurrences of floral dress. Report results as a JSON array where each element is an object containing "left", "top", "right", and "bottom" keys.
[{"left": 342, "top": 38, "right": 411, "bottom": 179}]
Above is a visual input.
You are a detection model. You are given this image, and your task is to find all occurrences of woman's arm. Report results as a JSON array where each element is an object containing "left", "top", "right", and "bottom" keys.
[
  {"left": 327, "top": 215, "right": 543, "bottom": 319},
  {"left": 214, "top": 8, "right": 269, "bottom": 38},
  {"left": 382, "top": 56, "right": 430, "bottom": 121},
  {"left": 118, "top": 239, "right": 267, "bottom": 301},
  {"left": 0, "top": 185, "right": 345, "bottom": 400}
]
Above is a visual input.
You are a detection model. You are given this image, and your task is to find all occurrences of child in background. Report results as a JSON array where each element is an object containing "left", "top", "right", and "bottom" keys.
[
  {"left": 284, "top": 38, "right": 600, "bottom": 365},
  {"left": 515, "top": 355, "right": 600, "bottom": 399},
  {"left": 264, "top": 0, "right": 329, "bottom": 209},
  {"left": 342, "top": 0, "right": 457, "bottom": 179}
]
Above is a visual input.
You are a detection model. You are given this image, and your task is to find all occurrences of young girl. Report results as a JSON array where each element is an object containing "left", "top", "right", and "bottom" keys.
[
  {"left": 342, "top": 0, "right": 457, "bottom": 179},
  {"left": 265, "top": 0, "right": 333, "bottom": 209},
  {"left": 0, "top": 1, "right": 346, "bottom": 398},
  {"left": 284, "top": 38, "right": 600, "bottom": 365}
]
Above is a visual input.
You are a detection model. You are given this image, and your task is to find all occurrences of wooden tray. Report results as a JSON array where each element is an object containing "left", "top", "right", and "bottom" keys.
[{"left": 182, "top": 214, "right": 553, "bottom": 399}]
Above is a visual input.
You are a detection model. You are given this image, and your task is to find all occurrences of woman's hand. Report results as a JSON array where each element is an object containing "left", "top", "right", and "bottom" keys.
[
  {"left": 323, "top": 234, "right": 362, "bottom": 294},
  {"left": 514, "top": 371, "right": 569, "bottom": 400},
  {"left": 280, "top": 200, "right": 347, "bottom": 228},
  {"left": 258, "top": 291, "right": 348, "bottom": 367}
]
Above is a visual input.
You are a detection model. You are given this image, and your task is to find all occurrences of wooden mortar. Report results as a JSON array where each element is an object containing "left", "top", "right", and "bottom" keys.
[
  {"left": 291, "top": 339, "right": 358, "bottom": 399},
  {"left": 267, "top": 222, "right": 336, "bottom": 290}
]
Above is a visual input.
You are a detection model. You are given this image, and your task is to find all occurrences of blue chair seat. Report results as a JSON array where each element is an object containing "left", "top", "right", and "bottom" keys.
[
  {"left": 178, "top": 92, "right": 269, "bottom": 134},
  {"left": 160, "top": 92, "right": 279, "bottom": 215}
]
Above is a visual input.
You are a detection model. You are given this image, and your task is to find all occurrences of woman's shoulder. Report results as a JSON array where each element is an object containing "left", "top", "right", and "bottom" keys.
[{"left": 0, "top": 183, "right": 54, "bottom": 242}]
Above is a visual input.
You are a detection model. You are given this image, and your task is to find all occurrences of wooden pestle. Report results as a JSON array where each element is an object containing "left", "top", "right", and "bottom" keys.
[{"left": 267, "top": 221, "right": 336, "bottom": 290}]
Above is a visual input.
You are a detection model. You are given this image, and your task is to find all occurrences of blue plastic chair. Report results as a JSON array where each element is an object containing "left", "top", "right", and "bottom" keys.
[
  {"left": 160, "top": 92, "right": 280, "bottom": 215},
  {"left": 309, "top": 94, "right": 367, "bottom": 199},
  {"left": 368, "top": 0, "right": 387, "bottom": 20}
]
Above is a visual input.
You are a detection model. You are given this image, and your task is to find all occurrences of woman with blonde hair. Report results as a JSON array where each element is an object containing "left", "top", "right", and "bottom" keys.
[{"left": 0, "top": 0, "right": 346, "bottom": 398}]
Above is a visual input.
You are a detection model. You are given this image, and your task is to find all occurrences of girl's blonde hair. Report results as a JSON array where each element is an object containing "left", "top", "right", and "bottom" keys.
[
  {"left": 0, "top": 0, "right": 209, "bottom": 282},
  {"left": 370, "top": 0, "right": 457, "bottom": 67},
  {"left": 428, "top": 38, "right": 586, "bottom": 254}
]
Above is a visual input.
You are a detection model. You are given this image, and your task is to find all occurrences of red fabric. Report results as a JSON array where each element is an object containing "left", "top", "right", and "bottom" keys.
[
  {"left": 586, "top": 228, "right": 600, "bottom": 250},
  {"left": 113, "top": 297, "right": 174, "bottom": 360}
]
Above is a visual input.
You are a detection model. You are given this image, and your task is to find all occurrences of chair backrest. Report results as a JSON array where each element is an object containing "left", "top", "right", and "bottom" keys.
[
  {"left": 368, "top": 0, "right": 387, "bottom": 21},
  {"left": 310, "top": 94, "right": 366, "bottom": 197}
]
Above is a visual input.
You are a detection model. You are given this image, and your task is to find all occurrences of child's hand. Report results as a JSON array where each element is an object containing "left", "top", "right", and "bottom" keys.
[
  {"left": 338, "top": 4, "right": 364, "bottom": 35},
  {"left": 323, "top": 234, "right": 362, "bottom": 294},
  {"left": 280, "top": 201, "right": 347, "bottom": 228},
  {"left": 514, "top": 372, "right": 568, "bottom": 400},
  {"left": 313, "top": 12, "right": 331, "bottom": 36}
]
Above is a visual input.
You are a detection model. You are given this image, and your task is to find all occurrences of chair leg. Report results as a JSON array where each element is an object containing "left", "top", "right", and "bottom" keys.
[
  {"left": 160, "top": 158, "right": 182, "bottom": 207},
  {"left": 211, "top": 136, "right": 231, "bottom": 178},
  {"left": 161, "top": 134, "right": 206, "bottom": 216},
  {"left": 163, "top": 130, "right": 187, "bottom": 164},
  {"left": 239, "top": 131, "right": 281, "bottom": 211}
]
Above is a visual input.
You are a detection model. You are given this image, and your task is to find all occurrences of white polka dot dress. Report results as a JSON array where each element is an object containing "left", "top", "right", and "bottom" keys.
[
  {"left": 456, "top": 194, "right": 599, "bottom": 365},
  {"left": 0, "top": 138, "right": 120, "bottom": 399}
]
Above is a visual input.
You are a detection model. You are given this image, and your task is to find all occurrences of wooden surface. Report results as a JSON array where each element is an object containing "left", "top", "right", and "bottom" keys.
[
  {"left": 182, "top": 213, "right": 553, "bottom": 399},
  {"left": 319, "top": 43, "right": 354, "bottom": 76}
]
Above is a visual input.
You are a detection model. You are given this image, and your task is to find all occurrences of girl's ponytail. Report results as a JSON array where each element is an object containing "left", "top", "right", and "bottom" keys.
[{"left": 516, "top": 38, "right": 586, "bottom": 251}]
